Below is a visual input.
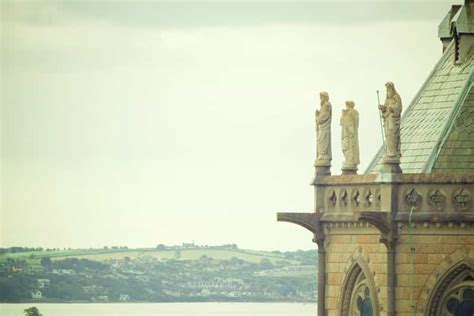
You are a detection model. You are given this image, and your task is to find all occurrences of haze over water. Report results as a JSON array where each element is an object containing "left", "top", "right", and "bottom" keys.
[{"left": 1, "top": 303, "right": 316, "bottom": 316}]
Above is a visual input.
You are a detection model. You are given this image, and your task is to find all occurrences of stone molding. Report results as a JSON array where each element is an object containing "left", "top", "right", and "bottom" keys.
[
  {"left": 338, "top": 255, "right": 381, "bottom": 316},
  {"left": 415, "top": 247, "right": 474, "bottom": 315}
]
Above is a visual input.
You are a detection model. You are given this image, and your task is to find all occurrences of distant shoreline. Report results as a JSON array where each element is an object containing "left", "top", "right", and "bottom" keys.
[
  {"left": 0, "top": 300, "right": 317, "bottom": 304},
  {"left": 1, "top": 300, "right": 316, "bottom": 304}
]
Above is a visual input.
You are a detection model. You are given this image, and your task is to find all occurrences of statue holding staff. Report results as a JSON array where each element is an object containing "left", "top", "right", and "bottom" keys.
[
  {"left": 378, "top": 82, "right": 402, "bottom": 162},
  {"left": 315, "top": 91, "right": 332, "bottom": 166},
  {"left": 341, "top": 100, "right": 360, "bottom": 170}
]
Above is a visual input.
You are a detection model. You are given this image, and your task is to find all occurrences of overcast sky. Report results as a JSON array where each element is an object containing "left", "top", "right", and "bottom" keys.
[{"left": 1, "top": 1, "right": 459, "bottom": 250}]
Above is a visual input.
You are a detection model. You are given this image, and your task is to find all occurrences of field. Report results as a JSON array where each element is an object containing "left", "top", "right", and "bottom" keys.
[{"left": 0, "top": 247, "right": 297, "bottom": 265}]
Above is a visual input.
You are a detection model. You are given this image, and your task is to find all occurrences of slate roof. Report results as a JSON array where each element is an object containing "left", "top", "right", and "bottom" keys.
[
  {"left": 366, "top": 41, "right": 474, "bottom": 174},
  {"left": 432, "top": 82, "right": 474, "bottom": 172}
]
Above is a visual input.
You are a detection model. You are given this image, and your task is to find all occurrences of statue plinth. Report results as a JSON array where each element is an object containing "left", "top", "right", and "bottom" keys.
[
  {"left": 314, "top": 160, "right": 331, "bottom": 177},
  {"left": 341, "top": 165, "right": 358, "bottom": 175},
  {"left": 382, "top": 157, "right": 402, "bottom": 174}
]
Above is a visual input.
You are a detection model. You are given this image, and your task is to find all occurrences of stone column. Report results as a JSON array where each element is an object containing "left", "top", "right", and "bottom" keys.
[
  {"left": 318, "top": 247, "right": 326, "bottom": 316},
  {"left": 313, "top": 234, "right": 326, "bottom": 316},
  {"left": 387, "top": 247, "right": 396, "bottom": 316}
]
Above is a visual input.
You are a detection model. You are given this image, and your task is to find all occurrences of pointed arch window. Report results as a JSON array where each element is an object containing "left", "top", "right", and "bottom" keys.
[
  {"left": 351, "top": 272, "right": 373, "bottom": 316},
  {"left": 428, "top": 262, "right": 474, "bottom": 316},
  {"left": 340, "top": 262, "right": 376, "bottom": 316}
]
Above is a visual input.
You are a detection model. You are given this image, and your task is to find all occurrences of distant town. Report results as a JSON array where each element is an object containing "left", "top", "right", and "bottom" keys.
[{"left": 0, "top": 244, "right": 317, "bottom": 303}]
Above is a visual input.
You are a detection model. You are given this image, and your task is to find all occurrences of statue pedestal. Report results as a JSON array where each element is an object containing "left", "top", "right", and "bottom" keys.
[
  {"left": 314, "top": 161, "right": 331, "bottom": 177},
  {"left": 382, "top": 158, "right": 402, "bottom": 174},
  {"left": 341, "top": 166, "right": 358, "bottom": 175},
  {"left": 376, "top": 159, "right": 402, "bottom": 182}
]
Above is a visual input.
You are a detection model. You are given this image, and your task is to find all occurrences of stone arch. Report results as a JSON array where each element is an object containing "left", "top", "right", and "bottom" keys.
[
  {"left": 339, "top": 256, "right": 380, "bottom": 316},
  {"left": 415, "top": 247, "right": 473, "bottom": 315},
  {"left": 426, "top": 260, "right": 474, "bottom": 316}
]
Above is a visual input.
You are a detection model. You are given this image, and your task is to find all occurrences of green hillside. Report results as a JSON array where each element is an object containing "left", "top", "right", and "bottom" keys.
[
  {"left": 0, "top": 246, "right": 317, "bottom": 303},
  {"left": 0, "top": 246, "right": 301, "bottom": 265}
]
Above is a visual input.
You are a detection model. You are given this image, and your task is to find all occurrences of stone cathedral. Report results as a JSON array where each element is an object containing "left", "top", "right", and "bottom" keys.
[{"left": 278, "top": 2, "right": 474, "bottom": 316}]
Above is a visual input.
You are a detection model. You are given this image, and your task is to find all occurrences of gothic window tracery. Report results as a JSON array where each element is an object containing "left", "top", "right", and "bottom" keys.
[
  {"left": 350, "top": 272, "right": 373, "bottom": 316},
  {"left": 429, "top": 262, "right": 474, "bottom": 316},
  {"left": 440, "top": 276, "right": 474, "bottom": 315},
  {"left": 340, "top": 263, "right": 376, "bottom": 316}
]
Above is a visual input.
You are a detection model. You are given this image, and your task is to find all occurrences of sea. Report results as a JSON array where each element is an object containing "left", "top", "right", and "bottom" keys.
[{"left": 0, "top": 303, "right": 317, "bottom": 316}]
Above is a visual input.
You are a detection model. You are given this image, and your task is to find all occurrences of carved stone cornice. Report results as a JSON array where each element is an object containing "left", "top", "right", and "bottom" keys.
[{"left": 395, "top": 212, "right": 474, "bottom": 223}]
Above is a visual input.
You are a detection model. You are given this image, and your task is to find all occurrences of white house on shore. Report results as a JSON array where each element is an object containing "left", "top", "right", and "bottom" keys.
[{"left": 31, "top": 290, "right": 42, "bottom": 299}]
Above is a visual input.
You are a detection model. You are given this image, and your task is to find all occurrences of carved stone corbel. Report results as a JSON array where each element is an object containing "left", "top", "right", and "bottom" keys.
[
  {"left": 277, "top": 211, "right": 326, "bottom": 316},
  {"left": 357, "top": 211, "right": 398, "bottom": 251}
]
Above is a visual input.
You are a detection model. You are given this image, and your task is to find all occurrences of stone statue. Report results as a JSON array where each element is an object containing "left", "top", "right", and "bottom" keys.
[
  {"left": 378, "top": 82, "right": 402, "bottom": 162},
  {"left": 341, "top": 100, "right": 360, "bottom": 170},
  {"left": 315, "top": 91, "right": 332, "bottom": 166}
]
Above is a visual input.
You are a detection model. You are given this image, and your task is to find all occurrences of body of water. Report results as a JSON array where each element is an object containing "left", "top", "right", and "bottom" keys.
[{"left": 0, "top": 302, "right": 317, "bottom": 316}]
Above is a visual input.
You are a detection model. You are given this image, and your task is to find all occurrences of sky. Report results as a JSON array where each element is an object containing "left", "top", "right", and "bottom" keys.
[{"left": 0, "top": 1, "right": 461, "bottom": 251}]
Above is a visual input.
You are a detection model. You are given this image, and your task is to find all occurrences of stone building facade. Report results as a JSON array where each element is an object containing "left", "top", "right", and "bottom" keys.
[{"left": 278, "top": 2, "right": 474, "bottom": 316}]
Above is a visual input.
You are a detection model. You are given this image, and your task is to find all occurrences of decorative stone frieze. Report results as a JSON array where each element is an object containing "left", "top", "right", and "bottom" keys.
[
  {"left": 452, "top": 188, "right": 472, "bottom": 211},
  {"left": 364, "top": 189, "right": 374, "bottom": 208},
  {"left": 328, "top": 190, "right": 337, "bottom": 207},
  {"left": 375, "top": 189, "right": 381, "bottom": 207},
  {"left": 404, "top": 188, "right": 422, "bottom": 209},
  {"left": 340, "top": 189, "right": 349, "bottom": 207},
  {"left": 428, "top": 188, "right": 447, "bottom": 210},
  {"left": 304, "top": 174, "right": 474, "bottom": 219},
  {"left": 352, "top": 189, "right": 361, "bottom": 207}
]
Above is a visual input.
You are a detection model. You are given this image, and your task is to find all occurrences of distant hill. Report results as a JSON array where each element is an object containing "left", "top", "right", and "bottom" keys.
[
  {"left": 0, "top": 245, "right": 314, "bottom": 266},
  {"left": 0, "top": 245, "right": 317, "bottom": 303}
]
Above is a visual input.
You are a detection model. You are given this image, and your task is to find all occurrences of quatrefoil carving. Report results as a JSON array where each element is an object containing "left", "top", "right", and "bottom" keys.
[
  {"left": 452, "top": 188, "right": 472, "bottom": 210},
  {"left": 428, "top": 188, "right": 446, "bottom": 210},
  {"left": 405, "top": 188, "right": 422, "bottom": 209}
]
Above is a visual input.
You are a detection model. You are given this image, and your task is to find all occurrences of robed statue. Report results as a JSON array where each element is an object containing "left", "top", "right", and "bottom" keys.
[
  {"left": 378, "top": 82, "right": 402, "bottom": 162},
  {"left": 315, "top": 91, "right": 332, "bottom": 165},
  {"left": 341, "top": 100, "right": 360, "bottom": 169}
]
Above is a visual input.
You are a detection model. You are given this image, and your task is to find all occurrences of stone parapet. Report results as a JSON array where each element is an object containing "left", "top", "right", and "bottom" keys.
[{"left": 309, "top": 173, "right": 474, "bottom": 223}]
